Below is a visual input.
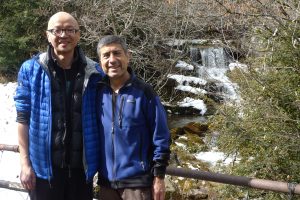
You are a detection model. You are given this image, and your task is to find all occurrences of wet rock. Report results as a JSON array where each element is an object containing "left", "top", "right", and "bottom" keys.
[
  {"left": 183, "top": 122, "right": 208, "bottom": 137},
  {"left": 170, "top": 127, "right": 185, "bottom": 141}
]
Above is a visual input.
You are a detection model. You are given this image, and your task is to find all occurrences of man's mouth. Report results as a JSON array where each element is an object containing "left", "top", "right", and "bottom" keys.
[{"left": 109, "top": 65, "right": 119, "bottom": 69}]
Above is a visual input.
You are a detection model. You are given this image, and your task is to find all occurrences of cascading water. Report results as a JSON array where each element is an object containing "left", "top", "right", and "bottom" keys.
[
  {"left": 198, "top": 47, "right": 229, "bottom": 68},
  {"left": 191, "top": 46, "right": 240, "bottom": 102},
  {"left": 167, "top": 39, "right": 244, "bottom": 117}
]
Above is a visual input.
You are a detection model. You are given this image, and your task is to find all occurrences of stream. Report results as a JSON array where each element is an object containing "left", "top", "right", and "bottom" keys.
[{"left": 167, "top": 114, "right": 206, "bottom": 129}]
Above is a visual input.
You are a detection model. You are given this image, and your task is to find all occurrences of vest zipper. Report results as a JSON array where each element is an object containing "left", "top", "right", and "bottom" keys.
[
  {"left": 62, "top": 70, "right": 68, "bottom": 168},
  {"left": 44, "top": 60, "right": 53, "bottom": 182}
]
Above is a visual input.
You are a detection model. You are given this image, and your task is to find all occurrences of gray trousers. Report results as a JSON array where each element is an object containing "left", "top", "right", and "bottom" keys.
[{"left": 99, "top": 186, "right": 152, "bottom": 200}]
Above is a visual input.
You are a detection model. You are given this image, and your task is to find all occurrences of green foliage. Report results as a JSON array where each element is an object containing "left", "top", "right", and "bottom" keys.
[
  {"left": 211, "top": 71, "right": 300, "bottom": 199},
  {"left": 0, "top": 0, "right": 48, "bottom": 76},
  {"left": 209, "top": 13, "right": 300, "bottom": 199}
]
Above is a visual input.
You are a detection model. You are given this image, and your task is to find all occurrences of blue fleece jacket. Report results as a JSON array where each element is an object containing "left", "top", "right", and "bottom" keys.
[{"left": 95, "top": 70, "right": 171, "bottom": 188}]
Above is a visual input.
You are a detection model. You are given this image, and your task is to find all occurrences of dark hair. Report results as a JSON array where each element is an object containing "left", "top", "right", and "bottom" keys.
[{"left": 97, "top": 35, "right": 128, "bottom": 55}]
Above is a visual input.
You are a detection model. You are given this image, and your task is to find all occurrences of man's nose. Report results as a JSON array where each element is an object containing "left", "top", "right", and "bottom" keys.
[
  {"left": 109, "top": 54, "right": 117, "bottom": 62},
  {"left": 59, "top": 30, "right": 68, "bottom": 37}
]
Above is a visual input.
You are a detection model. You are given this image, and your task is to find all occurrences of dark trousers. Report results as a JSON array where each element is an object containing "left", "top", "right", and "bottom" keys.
[{"left": 29, "top": 168, "right": 93, "bottom": 200}]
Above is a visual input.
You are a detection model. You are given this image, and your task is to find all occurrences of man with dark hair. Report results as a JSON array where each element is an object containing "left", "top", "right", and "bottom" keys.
[
  {"left": 95, "top": 35, "right": 171, "bottom": 200},
  {"left": 14, "top": 11, "right": 102, "bottom": 200}
]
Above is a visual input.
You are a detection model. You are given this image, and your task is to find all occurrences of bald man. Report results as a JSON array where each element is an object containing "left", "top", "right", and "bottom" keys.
[{"left": 14, "top": 11, "right": 103, "bottom": 200}]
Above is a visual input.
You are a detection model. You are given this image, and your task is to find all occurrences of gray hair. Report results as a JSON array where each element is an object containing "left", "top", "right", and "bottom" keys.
[{"left": 97, "top": 35, "right": 128, "bottom": 55}]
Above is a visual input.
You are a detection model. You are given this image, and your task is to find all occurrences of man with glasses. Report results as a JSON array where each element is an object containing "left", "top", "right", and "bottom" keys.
[{"left": 14, "top": 11, "right": 102, "bottom": 200}]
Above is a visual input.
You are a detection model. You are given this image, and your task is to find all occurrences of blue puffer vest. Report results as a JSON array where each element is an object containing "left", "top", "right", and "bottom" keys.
[{"left": 14, "top": 49, "right": 103, "bottom": 182}]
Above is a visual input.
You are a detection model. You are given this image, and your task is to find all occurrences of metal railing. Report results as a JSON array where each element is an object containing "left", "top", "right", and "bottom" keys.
[
  {"left": 0, "top": 180, "right": 25, "bottom": 192},
  {"left": 1, "top": 144, "right": 299, "bottom": 196},
  {"left": 166, "top": 166, "right": 299, "bottom": 195}
]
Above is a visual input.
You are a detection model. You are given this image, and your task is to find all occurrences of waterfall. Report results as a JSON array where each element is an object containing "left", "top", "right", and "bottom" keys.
[
  {"left": 189, "top": 46, "right": 239, "bottom": 102},
  {"left": 166, "top": 41, "right": 242, "bottom": 115},
  {"left": 190, "top": 46, "right": 229, "bottom": 68},
  {"left": 200, "top": 47, "right": 229, "bottom": 68}
]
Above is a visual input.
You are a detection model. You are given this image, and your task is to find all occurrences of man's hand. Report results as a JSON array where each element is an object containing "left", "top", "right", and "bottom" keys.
[
  {"left": 20, "top": 164, "right": 36, "bottom": 190},
  {"left": 18, "top": 123, "right": 35, "bottom": 190},
  {"left": 153, "top": 176, "right": 166, "bottom": 200}
]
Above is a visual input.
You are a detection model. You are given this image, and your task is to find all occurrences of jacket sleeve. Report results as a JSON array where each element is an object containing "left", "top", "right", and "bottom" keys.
[
  {"left": 14, "top": 59, "right": 33, "bottom": 123},
  {"left": 147, "top": 95, "right": 171, "bottom": 178}
]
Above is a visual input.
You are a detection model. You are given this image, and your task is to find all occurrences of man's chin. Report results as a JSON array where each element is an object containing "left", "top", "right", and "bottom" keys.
[
  {"left": 107, "top": 73, "right": 120, "bottom": 79},
  {"left": 55, "top": 47, "right": 73, "bottom": 54}
]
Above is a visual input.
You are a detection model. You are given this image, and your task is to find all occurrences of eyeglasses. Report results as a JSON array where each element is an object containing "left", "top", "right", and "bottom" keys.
[{"left": 47, "top": 29, "right": 79, "bottom": 36}]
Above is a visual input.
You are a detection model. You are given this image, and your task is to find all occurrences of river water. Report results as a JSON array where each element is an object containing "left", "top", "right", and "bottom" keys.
[{"left": 167, "top": 114, "right": 207, "bottom": 129}]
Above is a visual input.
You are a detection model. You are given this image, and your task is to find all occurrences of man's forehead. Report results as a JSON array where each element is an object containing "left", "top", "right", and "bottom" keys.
[
  {"left": 47, "top": 13, "right": 78, "bottom": 29},
  {"left": 100, "top": 44, "right": 124, "bottom": 54}
]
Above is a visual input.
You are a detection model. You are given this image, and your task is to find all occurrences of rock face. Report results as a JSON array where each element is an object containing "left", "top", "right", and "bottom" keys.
[{"left": 183, "top": 122, "right": 208, "bottom": 137}]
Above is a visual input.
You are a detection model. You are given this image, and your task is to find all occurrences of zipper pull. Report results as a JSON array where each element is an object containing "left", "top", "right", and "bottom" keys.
[
  {"left": 48, "top": 177, "right": 52, "bottom": 188},
  {"left": 68, "top": 165, "right": 71, "bottom": 178},
  {"left": 119, "top": 118, "right": 122, "bottom": 128},
  {"left": 111, "top": 126, "right": 114, "bottom": 134},
  {"left": 141, "top": 161, "right": 145, "bottom": 171}
]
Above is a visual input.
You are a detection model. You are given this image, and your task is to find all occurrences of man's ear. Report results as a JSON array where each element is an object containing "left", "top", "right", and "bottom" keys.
[
  {"left": 127, "top": 50, "right": 132, "bottom": 59},
  {"left": 46, "top": 31, "right": 51, "bottom": 43}
]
